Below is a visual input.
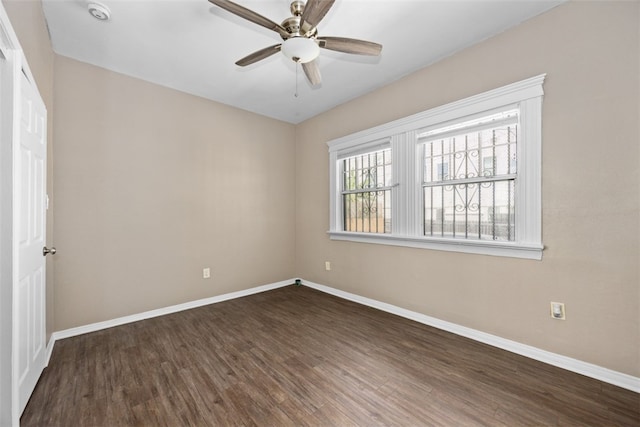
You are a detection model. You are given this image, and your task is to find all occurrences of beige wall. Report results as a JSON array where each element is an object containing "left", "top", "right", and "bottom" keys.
[
  {"left": 295, "top": 1, "right": 640, "bottom": 377},
  {"left": 52, "top": 56, "right": 296, "bottom": 330},
  {"left": 3, "top": 0, "right": 56, "bottom": 340}
]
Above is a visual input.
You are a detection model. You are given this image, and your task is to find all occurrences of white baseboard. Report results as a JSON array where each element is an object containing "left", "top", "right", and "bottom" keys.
[
  {"left": 45, "top": 335, "right": 55, "bottom": 367},
  {"left": 44, "top": 277, "right": 639, "bottom": 393},
  {"left": 302, "top": 279, "right": 640, "bottom": 393},
  {"left": 46, "top": 278, "right": 295, "bottom": 366}
]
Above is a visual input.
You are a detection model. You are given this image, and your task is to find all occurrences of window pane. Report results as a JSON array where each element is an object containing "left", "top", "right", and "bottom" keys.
[
  {"left": 343, "top": 190, "right": 391, "bottom": 233},
  {"left": 423, "top": 113, "right": 517, "bottom": 242},
  {"left": 424, "top": 124, "right": 517, "bottom": 184},
  {"left": 343, "top": 148, "right": 392, "bottom": 191},
  {"left": 424, "top": 179, "right": 515, "bottom": 241},
  {"left": 342, "top": 148, "right": 392, "bottom": 234}
]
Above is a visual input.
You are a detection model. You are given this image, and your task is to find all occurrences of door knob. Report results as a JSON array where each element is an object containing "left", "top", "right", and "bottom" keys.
[{"left": 43, "top": 246, "right": 56, "bottom": 256}]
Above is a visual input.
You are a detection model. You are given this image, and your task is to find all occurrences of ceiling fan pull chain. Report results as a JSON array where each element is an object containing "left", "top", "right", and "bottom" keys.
[{"left": 294, "top": 63, "right": 299, "bottom": 98}]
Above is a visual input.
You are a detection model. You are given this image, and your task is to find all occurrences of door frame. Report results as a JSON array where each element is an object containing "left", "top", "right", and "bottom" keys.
[{"left": 0, "top": 3, "right": 41, "bottom": 426}]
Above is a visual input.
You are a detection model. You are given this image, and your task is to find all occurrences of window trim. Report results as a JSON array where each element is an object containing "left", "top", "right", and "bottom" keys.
[{"left": 328, "top": 74, "right": 545, "bottom": 260}]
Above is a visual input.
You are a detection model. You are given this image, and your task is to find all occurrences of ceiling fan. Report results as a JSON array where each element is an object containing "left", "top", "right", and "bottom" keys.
[{"left": 208, "top": 0, "right": 382, "bottom": 86}]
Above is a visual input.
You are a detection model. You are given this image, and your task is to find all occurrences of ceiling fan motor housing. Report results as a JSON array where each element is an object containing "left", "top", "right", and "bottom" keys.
[
  {"left": 281, "top": 16, "right": 316, "bottom": 38},
  {"left": 282, "top": 16, "right": 301, "bottom": 36},
  {"left": 282, "top": 1, "right": 318, "bottom": 38}
]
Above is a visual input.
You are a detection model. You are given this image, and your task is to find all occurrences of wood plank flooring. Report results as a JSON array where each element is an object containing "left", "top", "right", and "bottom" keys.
[{"left": 21, "top": 285, "right": 640, "bottom": 426}]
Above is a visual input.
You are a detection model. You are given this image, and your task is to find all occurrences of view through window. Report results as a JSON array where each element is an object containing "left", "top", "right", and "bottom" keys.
[
  {"left": 342, "top": 148, "right": 392, "bottom": 233},
  {"left": 421, "top": 110, "right": 518, "bottom": 241}
]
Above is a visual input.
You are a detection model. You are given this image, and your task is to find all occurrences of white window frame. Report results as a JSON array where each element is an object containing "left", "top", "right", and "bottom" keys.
[{"left": 328, "top": 74, "right": 545, "bottom": 260}]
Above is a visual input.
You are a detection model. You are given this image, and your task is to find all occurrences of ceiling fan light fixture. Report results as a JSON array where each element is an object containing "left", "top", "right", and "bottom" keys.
[{"left": 281, "top": 37, "right": 319, "bottom": 63}]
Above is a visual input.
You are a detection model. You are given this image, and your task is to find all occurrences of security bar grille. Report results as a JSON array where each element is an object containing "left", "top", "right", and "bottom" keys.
[
  {"left": 422, "top": 114, "right": 518, "bottom": 241},
  {"left": 342, "top": 148, "right": 392, "bottom": 233}
]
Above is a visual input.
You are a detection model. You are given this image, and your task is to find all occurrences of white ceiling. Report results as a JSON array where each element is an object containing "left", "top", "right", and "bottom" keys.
[{"left": 42, "top": 0, "right": 563, "bottom": 124}]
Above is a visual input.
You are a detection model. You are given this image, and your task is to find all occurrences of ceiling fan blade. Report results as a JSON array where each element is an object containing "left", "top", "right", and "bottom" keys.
[
  {"left": 209, "top": 0, "right": 290, "bottom": 39},
  {"left": 300, "top": 0, "right": 335, "bottom": 29},
  {"left": 235, "top": 44, "right": 282, "bottom": 66},
  {"left": 302, "top": 60, "right": 322, "bottom": 86},
  {"left": 317, "top": 36, "right": 382, "bottom": 56}
]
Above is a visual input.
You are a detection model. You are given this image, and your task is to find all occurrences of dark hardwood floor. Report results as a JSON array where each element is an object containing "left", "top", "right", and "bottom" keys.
[{"left": 22, "top": 285, "right": 639, "bottom": 426}]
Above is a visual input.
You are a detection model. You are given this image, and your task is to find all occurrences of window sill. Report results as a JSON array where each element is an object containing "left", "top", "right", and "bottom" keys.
[{"left": 327, "top": 231, "right": 543, "bottom": 260}]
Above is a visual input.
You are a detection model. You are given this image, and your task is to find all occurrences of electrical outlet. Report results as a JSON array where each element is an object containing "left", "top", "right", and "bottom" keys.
[
  {"left": 203, "top": 268, "right": 211, "bottom": 279},
  {"left": 325, "top": 261, "right": 331, "bottom": 271},
  {"left": 550, "top": 302, "right": 565, "bottom": 320}
]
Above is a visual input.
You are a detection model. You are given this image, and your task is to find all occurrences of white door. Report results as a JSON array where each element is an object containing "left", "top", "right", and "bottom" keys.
[{"left": 14, "top": 70, "right": 47, "bottom": 415}]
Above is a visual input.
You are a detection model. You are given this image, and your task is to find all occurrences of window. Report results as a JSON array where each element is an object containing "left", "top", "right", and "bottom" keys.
[
  {"left": 342, "top": 147, "right": 392, "bottom": 233},
  {"left": 328, "top": 75, "right": 545, "bottom": 260},
  {"left": 421, "top": 110, "right": 518, "bottom": 241}
]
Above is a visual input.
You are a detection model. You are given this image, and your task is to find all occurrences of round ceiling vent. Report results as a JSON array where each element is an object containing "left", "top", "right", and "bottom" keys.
[{"left": 87, "top": 2, "right": 111, "bottom": 21}]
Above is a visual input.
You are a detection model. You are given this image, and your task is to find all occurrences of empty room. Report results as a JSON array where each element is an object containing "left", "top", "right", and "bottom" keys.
[{"left": 1, "top": 0, "right": 638, "bottom": 425}]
